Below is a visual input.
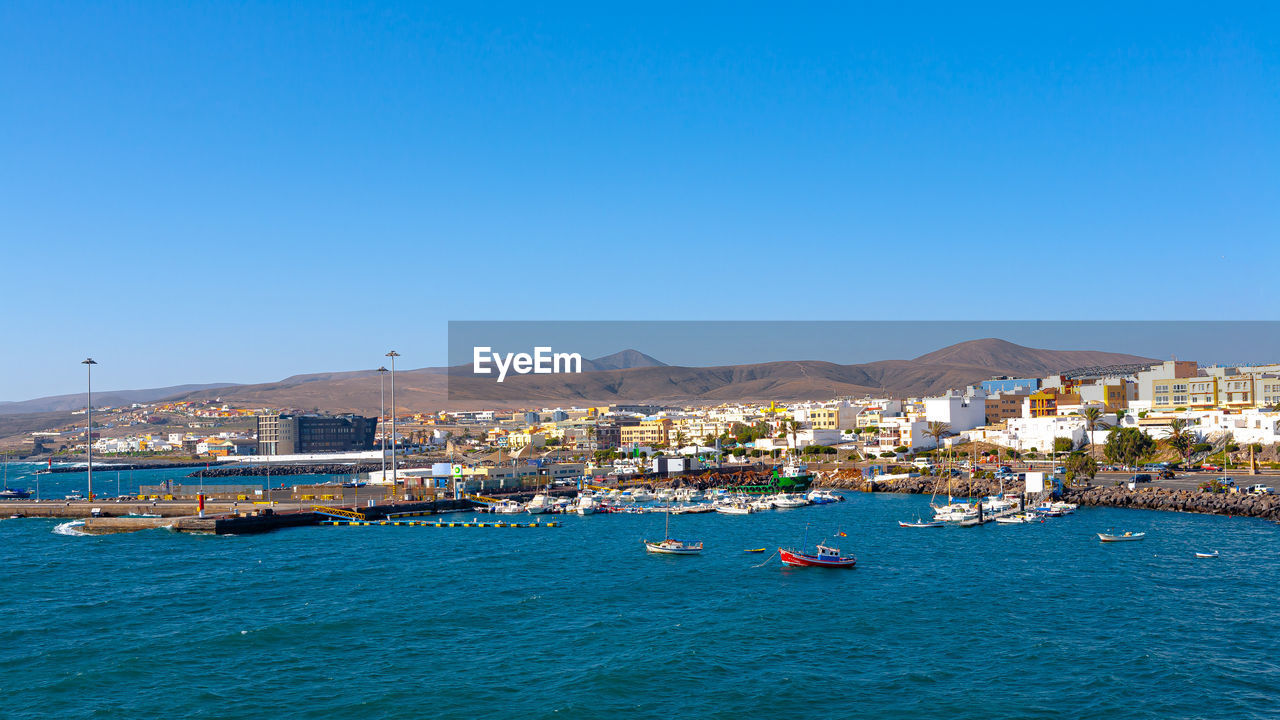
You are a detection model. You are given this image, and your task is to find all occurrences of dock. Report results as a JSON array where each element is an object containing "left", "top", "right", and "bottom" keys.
[{"left": 27, "top": 497, "right": 487, "bottom": 535}]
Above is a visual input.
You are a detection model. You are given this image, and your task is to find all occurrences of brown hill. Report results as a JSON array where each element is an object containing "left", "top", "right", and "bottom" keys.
[
  {"left": 167, "top": 339, "right": 1155, "bottom": 413},
  {"left": 911, "top": 338, "right": 1150, "bottom": 376}
]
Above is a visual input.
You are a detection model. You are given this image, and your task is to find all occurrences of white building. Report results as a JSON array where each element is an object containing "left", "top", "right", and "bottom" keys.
[
  {"left": 968, "top": 416, "right": 1089, "bottom": 453},
  {"left": 923, "top": 387, "right": 988, "bottom": 432},
  {"left": 1191, "top": 410, "right": 1280, "bottom": 445}
]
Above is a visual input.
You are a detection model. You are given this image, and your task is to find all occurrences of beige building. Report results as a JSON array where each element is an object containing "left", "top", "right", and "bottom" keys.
[
  {"left": 1151, "top": 372, "right": 1280, "bottom": 411},
  {"left": 620, "top": 419, "right": 672, "bottom": 446}
]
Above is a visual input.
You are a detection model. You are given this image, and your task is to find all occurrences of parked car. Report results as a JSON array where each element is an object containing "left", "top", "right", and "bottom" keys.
[
  {"left": 1246, "top": 484, "right": 1274, "bottom": 495},
  {"left": 1158, "top": 469, "right": 1175, "bottom": 479},
  {"left": 1200, "top": 464, "right": 1222, "bottom": 472},
  {"left": 1131, "top": 473, "right": 1153, "bottom": 483}
]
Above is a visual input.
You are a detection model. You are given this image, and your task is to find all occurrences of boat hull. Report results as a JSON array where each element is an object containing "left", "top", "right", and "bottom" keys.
[
  {"left": 1098, "top": 533, "right": 1145, "bottom": 542},
  {"left": 779, "top": 548, "right": 856, "bottom": 568},
  {"left": 644, "top": 540, "right": 703, "bottom": 555}
]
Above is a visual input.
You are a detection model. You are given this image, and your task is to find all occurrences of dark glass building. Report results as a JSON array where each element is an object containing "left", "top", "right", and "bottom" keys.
[{"left": 257, "top": 414, "right": 377, "bottom": 455}]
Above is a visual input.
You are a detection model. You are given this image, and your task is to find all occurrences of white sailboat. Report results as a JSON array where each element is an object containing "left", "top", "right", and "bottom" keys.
[{"left": 644, "top": 505, "right": 702, "bottom": 555}]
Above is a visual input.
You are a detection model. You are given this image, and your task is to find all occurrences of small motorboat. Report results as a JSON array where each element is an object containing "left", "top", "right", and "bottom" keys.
[
  {"left": 771, "top": 493, "right": 810, "bottom": 509},
  {"left": 744, "top": 548, "right": 767, "bottom": 553},
  {"left": 899, "top": 519, "right": 944, "bottom": 528},
  {"left": 780, "top": 543, "right": 857, "bottom": 568},
  {"left": 525, "top": 494, "right": 553, "bottom": 514},
  {"left": 995, "top": 514, "right": 1038, "bottom": 525},
  {"left": 1195, "top": 551, "right": 1219, "bottom": 558},
  {"left": 492, "top": 500, "right": 524, "bottom": 515},
  {"left": 1098, "top": 531, "right": 1146, "bottom": 542}
]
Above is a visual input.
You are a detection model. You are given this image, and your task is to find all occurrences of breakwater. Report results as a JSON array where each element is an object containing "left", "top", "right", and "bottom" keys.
[
  {"left": 38, "top": 461, "right": 211, "bottom": 474},
  {"left": 810, "top": 469, "right": 1280, "bottom": 522},
  {"left": 188, "top": 462, "right": 433, "bottom": 477}
]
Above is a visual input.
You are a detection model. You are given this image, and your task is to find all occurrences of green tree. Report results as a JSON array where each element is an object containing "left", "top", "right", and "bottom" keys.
[
  {"left": 1080, "top": 406, "right": 1106, "bottom": 437},
  {"left": 1053, "top": 437, "right": 1075, "bottom": 454},
  {"left": 1063, "top": 451, "right": 1098, "bottom": 486},
  {"left": 1104, "top": 427, "right": 1157, "bottom": 468},
  {"left": 1165, "top": 418, "right": 1194, "bottom": 465}
]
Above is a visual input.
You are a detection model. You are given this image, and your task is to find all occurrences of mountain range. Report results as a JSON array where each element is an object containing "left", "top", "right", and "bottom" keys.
[{"left": 0, "top": 339, "right": 1153, "bottom": 418}]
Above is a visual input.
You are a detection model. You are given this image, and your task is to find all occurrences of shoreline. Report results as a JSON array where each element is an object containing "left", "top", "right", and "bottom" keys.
[{"left": 812, "top": 470, "right": 1280, "bottom": 523}]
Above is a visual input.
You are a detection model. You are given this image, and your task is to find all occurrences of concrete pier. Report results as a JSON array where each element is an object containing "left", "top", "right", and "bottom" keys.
[{"left": 19, "top": 497, "right": 486, "bottom": 535}]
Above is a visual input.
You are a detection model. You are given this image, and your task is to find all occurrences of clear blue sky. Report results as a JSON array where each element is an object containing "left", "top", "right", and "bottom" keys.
[{"left": 2, "top": 2, "right": 1278, "bottom": 400}]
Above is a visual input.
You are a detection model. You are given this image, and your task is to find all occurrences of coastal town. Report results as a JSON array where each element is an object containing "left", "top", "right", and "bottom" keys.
[{"left": 4, "top": 353, "right": 1279, "bottom": 521}]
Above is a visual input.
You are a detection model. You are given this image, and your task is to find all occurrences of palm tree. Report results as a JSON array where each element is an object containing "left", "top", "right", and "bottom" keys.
[
  {"left": 1080, "top": 406, "right": 1105, "bottom": 441},
  {"left": 1166, "top": 418, "right": 1193, "bottom": 466},
  {"left": 925, "top": 421, "right": 952, "bottom": 469}
]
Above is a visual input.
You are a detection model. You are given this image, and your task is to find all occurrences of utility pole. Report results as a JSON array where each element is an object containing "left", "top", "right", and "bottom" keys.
[
  {"left": 386, "top": 351, "right": 400, "bottom": 499},
  {"left": 82, "top": 358, "right": 97, "bottom": 500},
  {"left": 377, "top": 366, "right": 388, "bottom": 490}
]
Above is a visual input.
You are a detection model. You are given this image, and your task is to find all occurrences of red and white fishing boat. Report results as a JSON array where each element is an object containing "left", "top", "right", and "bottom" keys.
[{"left": 779, "top": 543, "right": 857, "bottom": 568}]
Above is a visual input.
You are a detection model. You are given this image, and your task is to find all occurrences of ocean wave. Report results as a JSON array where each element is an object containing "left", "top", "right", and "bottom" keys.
[{"left": 52, "top": 520, "right": 87, "bottom": 536}]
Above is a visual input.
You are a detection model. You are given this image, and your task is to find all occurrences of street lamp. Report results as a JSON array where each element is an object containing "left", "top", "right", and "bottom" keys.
[
  {"left": 377, "top": 366, "right": 388, "bottom": 497},
  {"left": 385, "top": 351, "right": 399, "bottom": 500},
  {"left": 82, "top": 358, "right": 97, "bottom": 501}
]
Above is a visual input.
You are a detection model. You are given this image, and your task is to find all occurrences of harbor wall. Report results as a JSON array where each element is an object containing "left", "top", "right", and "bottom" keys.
[{"left": 811, "top": 470, "right": 1280, "bottom": 522}]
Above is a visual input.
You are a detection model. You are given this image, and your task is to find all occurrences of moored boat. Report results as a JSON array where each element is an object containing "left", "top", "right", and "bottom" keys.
[
  {"left": 771, "top": 493, "right": 810, "bottom": 509},
  {"left": 644, "top": 505, "right": 703, "bottom": 555},
  {"left": 644, "top": 538, "right": 704, "bottom": 554},
  {"left": 899, "top": 518, "right": 944, "bottom": 528},
  {"left": 779, "top": 525, "right": 856, "bottom": 568},
  {"left": 1194, "top": 550, "right": 1219, "bottom": 558},
  {"left": 492, "top": 500, "right": 523, "bottom": 514},
  {"left": 779, "top": 544, "right": 857, "bottom": 568},
  {"left": 995, "top": 514, "right": 1038, "bottom": 524},
  {"left": 1098, "top": 531, "right": 1145, "bottom": 542}
]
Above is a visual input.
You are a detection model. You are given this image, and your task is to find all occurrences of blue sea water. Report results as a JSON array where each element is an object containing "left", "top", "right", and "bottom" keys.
[
  {"left": 2, "top": 463, "right": 1279, "bottom": 719},
  {"left": 1, "top": 461, "right": 352, "bottom": 500}
]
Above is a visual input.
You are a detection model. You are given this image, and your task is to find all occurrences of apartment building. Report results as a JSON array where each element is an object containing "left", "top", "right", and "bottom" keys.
[
  {"left": 1027, "top": 388, "right": 1080, "bottom": 418},
  {"left": 985, "top": 390, "right": 1032, "bottom": 424},
  {"left": 620, "top": 418, "right": 672, "bottom": 447}
]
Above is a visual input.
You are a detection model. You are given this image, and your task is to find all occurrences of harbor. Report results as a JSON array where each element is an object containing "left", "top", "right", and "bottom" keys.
[{"left": 5, "top": 487, "right": 1274, "bottom": 719}]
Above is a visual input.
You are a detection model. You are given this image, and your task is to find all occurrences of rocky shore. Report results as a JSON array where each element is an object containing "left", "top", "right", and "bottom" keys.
[{"left": 810, "top": 469, "right": 1280, "bottom": 522}]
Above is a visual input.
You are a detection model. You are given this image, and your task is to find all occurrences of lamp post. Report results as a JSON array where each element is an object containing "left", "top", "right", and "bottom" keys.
[
  {"left": 385, "top": 351, "right": 399, "bottom": 500},
  {"left": 377, "top": 366, "right": 388, "bottom": 497},
  {"left": 82, "top": 358, "right": 97, "bottom": 501}
]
